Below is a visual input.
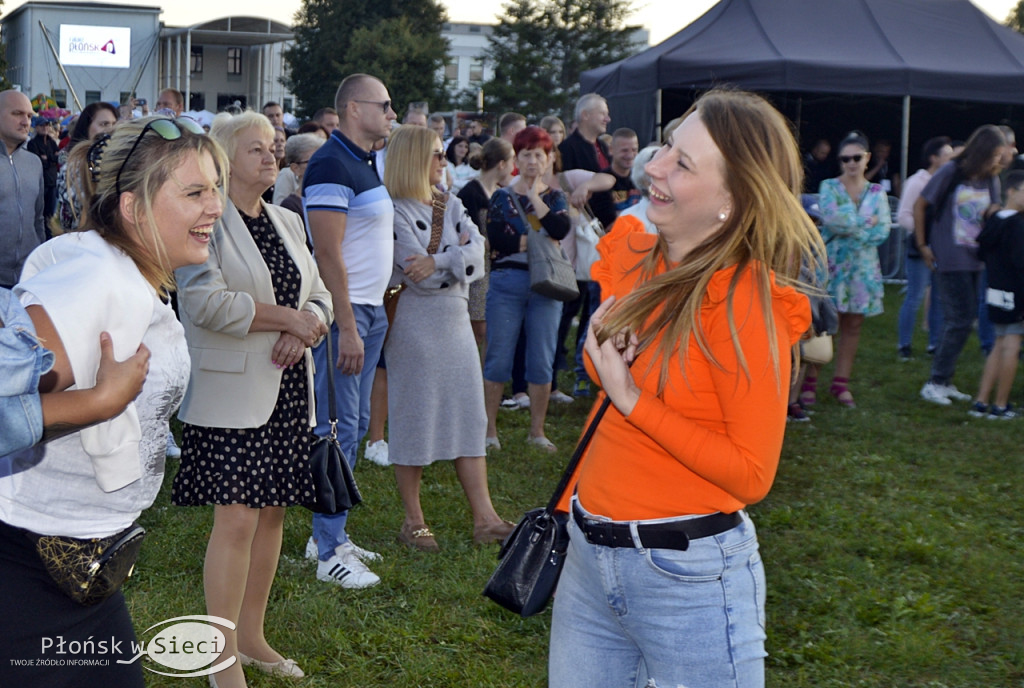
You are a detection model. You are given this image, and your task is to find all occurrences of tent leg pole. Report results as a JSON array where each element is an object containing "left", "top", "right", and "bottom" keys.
[
  {"left": 655, "top": 89, "right": 663, "bottom": 143},
  {"left": 901, "top": 95, "right": 910, "bottom": 189}
]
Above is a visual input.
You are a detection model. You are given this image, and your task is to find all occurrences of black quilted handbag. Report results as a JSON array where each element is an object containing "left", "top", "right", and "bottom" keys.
[
  {"left": 305, "top": 329, "right": 362, "bottom": 514},
  {"left": 483, "top": 397, "right": 610, "bottom": 617}
]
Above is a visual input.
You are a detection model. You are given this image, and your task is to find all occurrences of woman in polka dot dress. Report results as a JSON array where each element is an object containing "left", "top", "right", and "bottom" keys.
[{"left": 172, "top": 111, "right": 332, "bottom": 687}]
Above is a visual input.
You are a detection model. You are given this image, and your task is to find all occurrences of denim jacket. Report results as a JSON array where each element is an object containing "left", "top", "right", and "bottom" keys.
[{"left": 0, "top": 287, "right": 54, "bottom": 455}]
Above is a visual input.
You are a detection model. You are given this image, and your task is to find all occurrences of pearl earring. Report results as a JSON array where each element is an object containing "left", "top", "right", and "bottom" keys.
[{"left": 718, "top": 212, "right": 728, "bottom": 221}]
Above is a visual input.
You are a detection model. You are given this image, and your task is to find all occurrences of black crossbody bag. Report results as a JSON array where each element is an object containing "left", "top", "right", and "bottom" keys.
[{"left": 483, "top": 397, "right": 611, "bottom": 617}]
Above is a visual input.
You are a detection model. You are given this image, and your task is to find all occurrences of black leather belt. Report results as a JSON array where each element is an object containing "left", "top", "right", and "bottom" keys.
[{"left": 572, "top": 501, "right": 742, "bottom": 552}]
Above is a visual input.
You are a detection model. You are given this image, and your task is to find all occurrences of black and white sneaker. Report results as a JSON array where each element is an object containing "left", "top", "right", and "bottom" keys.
[{"left": 316, "top": 549, "right": 380, "bottom": 588}]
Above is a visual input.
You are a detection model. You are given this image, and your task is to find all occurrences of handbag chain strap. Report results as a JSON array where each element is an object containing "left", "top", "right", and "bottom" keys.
[
  {"left": 543, "top": 396, "right": 612, "bottom": 514},
  {"left": 427, "top": 190, "right": 447, "bottom": 254}
]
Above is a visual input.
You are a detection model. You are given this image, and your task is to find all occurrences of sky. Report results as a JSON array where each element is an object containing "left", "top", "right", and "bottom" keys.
[{"left": 1, "top": 0, "right": 1020, "bottom": 47}]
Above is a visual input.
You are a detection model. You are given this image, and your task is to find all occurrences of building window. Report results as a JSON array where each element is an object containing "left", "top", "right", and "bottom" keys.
[
  {"left": 283, "top": 98, "right": 293, "bottom": 112},
  {"left": 469, "top": 58, "right": 484, "bottom": 83},
  {"left": 191, "top": 46, "right": 203, "bottom": 74},
  {"left": 51, "top": 89, "right": 67, "bottom": 108},
  {"left": 85, "top": 91, "right": 101, "bottom": 105},
  {"left": 227, "top": 47, "right": 242, "bottom": 76},
  {"left": 444, "top": 60, "right": 459, "bottom": 82}
]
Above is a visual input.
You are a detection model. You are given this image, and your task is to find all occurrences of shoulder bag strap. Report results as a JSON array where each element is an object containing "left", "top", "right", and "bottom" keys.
[
  {"left": 508, "top": 188, "right": 533, "bottom": 232},
  {"left": 543, "top": 396, "right": 612, "bottom": 514},
  {"left": 427, "top": 191, "right": 447, "bottom": 254},
  {"left": 308, "top": 300, "right": 339, "bottom": 432}
]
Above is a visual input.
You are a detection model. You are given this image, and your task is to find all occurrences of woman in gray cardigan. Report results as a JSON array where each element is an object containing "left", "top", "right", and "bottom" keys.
[{"left": 382, "top": 125, "right": 514, "bottom": 552}]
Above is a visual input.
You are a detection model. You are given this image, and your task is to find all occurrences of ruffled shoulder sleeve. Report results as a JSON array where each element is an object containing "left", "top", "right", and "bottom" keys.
[{"left": 592, "top": 217, "right": 656, "bottom": 300}]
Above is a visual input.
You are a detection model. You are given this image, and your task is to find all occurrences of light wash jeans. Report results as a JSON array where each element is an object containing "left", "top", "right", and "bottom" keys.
[
  {"left": 311, "top": 303, "right": 387, "bottom": 560},
  {"left": 549, "top": 500, "right": 767, "bottom": 688},
  {"left": 0, "top": 287, "right": 54, "bottom": 456},
  {"left": 897, "top": 257, "right": 943, "bottom": 351}
]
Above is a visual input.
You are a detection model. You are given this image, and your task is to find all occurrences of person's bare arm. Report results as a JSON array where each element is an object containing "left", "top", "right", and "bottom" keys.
[{"left": 308, "top": 209, "right": 363, "bottom": 375}]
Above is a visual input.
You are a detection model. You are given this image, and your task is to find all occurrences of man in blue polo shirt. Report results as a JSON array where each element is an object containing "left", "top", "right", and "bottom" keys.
[{"left": 303, "top": 74, "right": 396, "bottom": 588}]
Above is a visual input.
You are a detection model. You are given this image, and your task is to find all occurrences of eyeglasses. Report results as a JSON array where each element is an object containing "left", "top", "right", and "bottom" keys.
[
  {"left": 116, "top": 117, "right": 206, "bottom": 195},
  {"left": 431, "top": 151, "right": 446, "bottom": 161},
  {"left": 353, "top": 99, "right": 392, "bottom": 113},
  {"left": 839, "top": 154, "right": 864, "bottom": 164},
  {"left": 294, "top": 158, "right": 312, "bottom": 166}
]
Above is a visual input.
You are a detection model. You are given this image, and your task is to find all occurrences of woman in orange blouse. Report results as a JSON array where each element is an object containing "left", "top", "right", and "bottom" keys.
[{"left": 548, "top": 89, "right": 821, "bottom": 688}]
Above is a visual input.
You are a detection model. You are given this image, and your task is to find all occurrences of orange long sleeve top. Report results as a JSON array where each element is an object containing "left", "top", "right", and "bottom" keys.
[{"left": 558, "top": 221, "right": 811, "bottom": 519}]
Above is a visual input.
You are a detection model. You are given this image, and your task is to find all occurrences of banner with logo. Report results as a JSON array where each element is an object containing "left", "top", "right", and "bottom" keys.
[{"left": 59, "top": 25, "right": 131, "bottom": 69}]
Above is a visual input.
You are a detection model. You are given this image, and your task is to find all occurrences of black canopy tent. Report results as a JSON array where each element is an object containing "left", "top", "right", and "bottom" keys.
[{"left": 581, "top": 0, "right": 1024, "bottom": 183}]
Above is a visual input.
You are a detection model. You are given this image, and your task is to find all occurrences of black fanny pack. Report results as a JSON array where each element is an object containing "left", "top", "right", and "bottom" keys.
[{"left": 25, "top": 523, "right": 146, "bottom": 606}]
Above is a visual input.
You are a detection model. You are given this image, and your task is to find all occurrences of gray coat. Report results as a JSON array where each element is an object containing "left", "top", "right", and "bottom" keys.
[{"left": 0, "top": 143, "right": 45, "bottom": 287}]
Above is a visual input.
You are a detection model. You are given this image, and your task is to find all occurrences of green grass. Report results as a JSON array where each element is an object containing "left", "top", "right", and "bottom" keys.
[{"left": 130, "top": 283, "right": 1024, "bottom": 687}]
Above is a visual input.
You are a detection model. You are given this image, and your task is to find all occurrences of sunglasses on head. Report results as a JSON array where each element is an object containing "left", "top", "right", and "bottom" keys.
[
  {"left": 839, "top": 154, "right": 864, "bottom": 164},
  {"left": 116, "top": 117, "right": 206, "bottom": 196}
]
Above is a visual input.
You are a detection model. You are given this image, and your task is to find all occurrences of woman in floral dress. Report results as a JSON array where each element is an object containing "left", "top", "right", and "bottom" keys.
[{"left": 802, "top": 131, "right": 890, "bottom": 408}]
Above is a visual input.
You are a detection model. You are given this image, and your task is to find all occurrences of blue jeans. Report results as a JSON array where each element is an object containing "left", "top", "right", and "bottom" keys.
[
  {"left": 483, "top": 269, "right": 562, "bottom": 385},
  {"left": 0, "top": 287, "right": 54, "bottom": 456},
  {"left": 897, "top": 257, "right": 943, "bottom": 351},
  {"left": 311, "top": 303, "right": 387, "bottom": 560},
  {"left": 573, "top": 281, "right": 603, "bottom": 382},
  {"left": 549, "top": 500, "right": 767, "bottom": 688},
  {"left": 930, "top": 270, "right": 982, "bottom": 385}
]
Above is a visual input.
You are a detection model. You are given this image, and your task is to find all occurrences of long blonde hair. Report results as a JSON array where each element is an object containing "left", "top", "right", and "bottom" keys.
[{"left": 597, "top": 88, "right": 825, "bottom": 392}]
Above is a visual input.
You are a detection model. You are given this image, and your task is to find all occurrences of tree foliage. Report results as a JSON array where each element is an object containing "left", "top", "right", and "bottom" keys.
[
  {"left": 1008, "top": 0, "right": 1024, "bottom": 33},
  {"left": 482, "top": 0, "right": 639, "bottom": 121},
  {"left": 284, "top": 0, "right": 449, "bottom": 118}
]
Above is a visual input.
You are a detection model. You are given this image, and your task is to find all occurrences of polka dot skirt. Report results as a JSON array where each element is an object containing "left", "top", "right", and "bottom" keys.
[{"left": 172, "top": 208, "right": 315, "bottom": 508}]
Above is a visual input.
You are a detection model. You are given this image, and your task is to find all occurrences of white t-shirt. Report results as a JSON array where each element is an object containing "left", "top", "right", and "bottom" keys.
[{"left": 0, "top": 232, "right": 189, "bottom": 538}]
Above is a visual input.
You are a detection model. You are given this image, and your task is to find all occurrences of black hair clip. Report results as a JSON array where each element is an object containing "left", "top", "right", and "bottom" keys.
[{"left": 87, "top": 133, "right": 112, "bottom": 184}]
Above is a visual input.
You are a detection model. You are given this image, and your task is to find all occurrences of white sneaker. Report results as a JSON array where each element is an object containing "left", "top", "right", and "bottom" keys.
[
  {"left": 364, "top": 439, "right": 389, "bottom": 466},
  {"left": 485, "top": 436, "right": 502, "bottom": 451},
  {"left": 166, "top": 431, "right": 181, "bottom": 459},
  {"left": 306, "top": 536, "right": 382, "bottom": 564},
  {"left": 939, "top": 384, "right": 971, "bottom": 402},
  {"left": 920, "top": 382, "right": 953, "bottom": 406},
  {"left": 341, "top": 539, "right": 382, "bottom": 563},
  {"left": 550, "top": 390, "right": 575, "bottom": 404},
  {"left": 316, "top": 549, "right": 380, "bottom": 588}
]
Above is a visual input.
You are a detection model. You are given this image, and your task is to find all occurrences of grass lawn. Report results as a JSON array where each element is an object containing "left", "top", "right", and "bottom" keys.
[{"left": 131, "top": 283, "right": 1024, "bottom": 687}]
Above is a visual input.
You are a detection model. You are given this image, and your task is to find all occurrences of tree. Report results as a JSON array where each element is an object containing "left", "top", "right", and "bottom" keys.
[
  {"left": 1008, "top": 0, "right": 1024, "bottom": 33},
  {"left": 482, "top": 0, "right": 639, "bottom": 121},
  {"left": 284, "top": 0, "right": 449, "bottom": 118}
]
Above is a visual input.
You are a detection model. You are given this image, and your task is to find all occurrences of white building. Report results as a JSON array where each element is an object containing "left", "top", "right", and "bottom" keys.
[
  {"left": 159, "top": 16, "right": 294, "bottom": 114},
  {"left": 442, "top": 22, "right": 494, "bottom": 97},
  {"left": 2, "top": 1, "right": 161, "bottom": 110},
  {"left": 1, "top": 1, "right": 296, "bottom": 114}
]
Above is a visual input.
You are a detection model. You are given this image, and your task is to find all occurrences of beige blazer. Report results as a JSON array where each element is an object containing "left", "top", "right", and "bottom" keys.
[{"left": 175, "top": 199, "right": 333, "bottom": 429}]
